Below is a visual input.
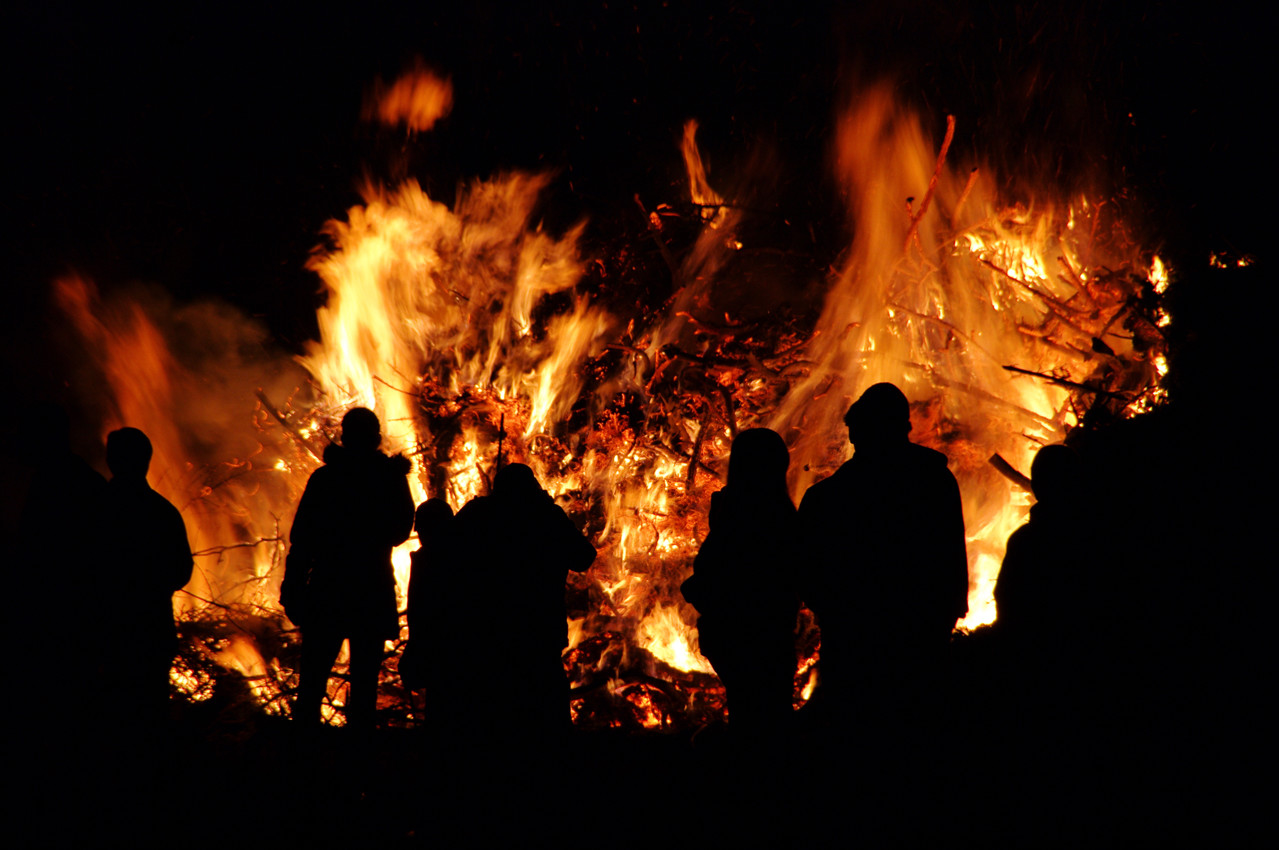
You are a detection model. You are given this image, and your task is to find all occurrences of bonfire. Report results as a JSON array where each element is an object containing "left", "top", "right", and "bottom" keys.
[{"left": 56, "top": 69, "right": 1169, "bottom": 730}]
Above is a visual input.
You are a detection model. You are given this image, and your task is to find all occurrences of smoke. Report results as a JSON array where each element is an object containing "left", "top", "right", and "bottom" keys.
[{"left": 53, "top": 273, "right": 309, "bottom": 612}]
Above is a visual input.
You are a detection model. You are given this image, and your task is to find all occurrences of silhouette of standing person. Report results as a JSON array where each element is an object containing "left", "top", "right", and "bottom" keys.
[
  {"left": 283, "top": 407, "right": 414, "bottom": 728},
  {"left": 434, "top": 464, "right": 593, "bottom": 842},
  {"left": 797, "top": 384, "right": 968, "bottom": 843},
  {"left": 682, "top": 428, "right": 800, "bottom": 738},
  {"left": 11, "top": 405, "right": 111, "bottom": 841},
  {"left": 798, "top": 383, "right": 968, "bottom": 713},
  {"left": 452, "top": 463, "right": 595, "bottom": 735},
  {"left": 100, "top": 427, "right": 194, "bottom": 715},
  {"left": 400, "top": 497, "right": 454, "bottom": 695},
  {"left": 994, "top": 444, "right": 1087, "bottom": 665},
  {"left": 13, "top": 404, "right": 108, "bottom": 709}
]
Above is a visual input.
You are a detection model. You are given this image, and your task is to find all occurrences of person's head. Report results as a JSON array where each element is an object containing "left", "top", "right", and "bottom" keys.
[
  {"left": 1029, "top": 444, "right": 1082, "bottom": 505},
  {"left": 340, "top": 407, "right": 381, "bottom": 452},
  {"left": 844, "top": 382, "right": 911, "bottom": 449},
  {"left": 493, "top": 463, "right": 542, "bottom": 500},
  {"left": 726, "top": 428, "right": 790, "bottom": 495},
  {"left": 106, "top": 427, "right": 152, "bottom": 480},
  {"left": 414, "top": 498, "right": 454, "bottom": 538}
]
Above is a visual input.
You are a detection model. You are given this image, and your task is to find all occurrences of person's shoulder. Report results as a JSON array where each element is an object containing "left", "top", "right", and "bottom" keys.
[
  {"left": 904, "top": 441, "right": 949, "bottom": 465},
  {"left": 903, "top": 442, "right": 956, "bottom": 479},
  {"left": 454, "top": 495, "right": 491, "bottom": 522},
  {"left": 381, "top": 452, "right": 412, "bottom": 477},
  {"left": 800, "top": 462, "right": 853, "bottom": 505},
  {"left": 136, "top": 485, "right": 186, "bottom": 528}
]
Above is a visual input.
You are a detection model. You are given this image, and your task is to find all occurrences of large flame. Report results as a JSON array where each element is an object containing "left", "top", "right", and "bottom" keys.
[{"left": 56, "top": 80, "right": 1168, "bottom": 727}]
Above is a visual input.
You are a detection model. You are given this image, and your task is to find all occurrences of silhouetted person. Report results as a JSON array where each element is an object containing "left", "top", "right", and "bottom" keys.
[
  {"left": 798, "top": 383, "right": 968, "bottom": 711},
  {"left": 100, "top": 427, "right": 194, "bottom": 714},
  {"left": 13, "top": 404, "right": 108, "bottom": 704},
  {"left": 283, "top": 407, "right": 413, "bottom": 728},
  {"left": 797, "top": 383, "right": 968, "bottom": 841},
  {"left": 450, "top": 463, "right": 595, "bottom": 736},
  {"left": 400, "top": 497, "right": 454, "bottom": 693},
  {"left": 431, "top": 463, "right": 593, "bottom": 841},
  {"left": 994, "top": 444, "right": 1087, "bottom": 663},
  {"left": 986, "top": 442, "right": 1126, "bottom": 839},
  {"left": 682, "top": 428, "right": 800, "bottom": 737},
  {"left": 10, "top": 404, "right": 109, "bottom": 840}
]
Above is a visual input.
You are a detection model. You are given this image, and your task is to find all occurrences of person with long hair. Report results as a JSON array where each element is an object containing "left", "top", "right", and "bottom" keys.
[{"left": 682, "top": 428, "right": 801, "bottom": 737}]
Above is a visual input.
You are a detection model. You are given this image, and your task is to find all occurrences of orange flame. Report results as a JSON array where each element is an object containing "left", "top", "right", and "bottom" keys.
[
  {"left": 371, "top": 66, "right": 453, "bottom": 132},
  {"left": 55, "top": 79, "right": 1169, "bottom": 726}
]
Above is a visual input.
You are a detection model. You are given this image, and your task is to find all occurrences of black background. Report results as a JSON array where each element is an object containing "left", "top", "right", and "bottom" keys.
[{"left": 11, "top": 2, "right": 1264, "bottom": 355}]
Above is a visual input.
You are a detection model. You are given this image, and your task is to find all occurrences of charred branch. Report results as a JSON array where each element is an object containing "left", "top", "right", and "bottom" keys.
[
  {"left": 1002, "top": 365, "right": 1130, "bottom": 400},
  {"left": 988, "top": 453, "right": 1033, "bottom": 492}
]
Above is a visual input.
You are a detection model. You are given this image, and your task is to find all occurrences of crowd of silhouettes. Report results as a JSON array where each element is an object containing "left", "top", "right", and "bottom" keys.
[{"left": 11, "top": 379, "right": 1217, "bottom": 843}]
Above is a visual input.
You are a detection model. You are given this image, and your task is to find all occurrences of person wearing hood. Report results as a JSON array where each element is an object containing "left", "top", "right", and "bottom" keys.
[
  {"left": 283, "top": 407, "right": 414, "bottom": 728},
  {"left": 681, "top": 428, "right": 801, "bottom": 737}
]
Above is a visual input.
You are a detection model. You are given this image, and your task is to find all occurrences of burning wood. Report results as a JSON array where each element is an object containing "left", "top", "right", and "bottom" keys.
[{"left": 58, "top": 78, "right": 1170, "bottom": 730}]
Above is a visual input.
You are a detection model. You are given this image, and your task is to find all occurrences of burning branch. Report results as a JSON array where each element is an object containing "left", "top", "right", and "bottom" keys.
[
  {"left": 1001, "top": 365, "right": 1129, "bottom": 399},
  {"left": 254, "top": 390, "right": 323, "bottom": 463},
  {"left": 904, "top": 114, "right": 956, "bottom": 256},
  {"left": 951, "top": 167, "right": 980, "bottom": 229},
  {"left": 988, "top": 453, "right": 1033, "bottom": 491}
]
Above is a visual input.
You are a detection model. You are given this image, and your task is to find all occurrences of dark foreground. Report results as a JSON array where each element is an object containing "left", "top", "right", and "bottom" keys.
[{"left": 19, "top": 647, "right": 1257, "bottom": 849}]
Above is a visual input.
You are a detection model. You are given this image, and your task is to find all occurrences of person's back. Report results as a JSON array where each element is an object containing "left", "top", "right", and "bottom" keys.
[
  {"left": 100, "top": 427, "right": 193, "bottom": 707},
  {"left": 797, "top": 385, "right": 968, "bottom": 842},
  {"left": 452, "top": 464, "right": 594, "bottom": 733},
  {"left": 284, "top": 407, "right": 414, "bottom": 727},
  {"left": 994, "top": 444, "right": 1093, "bottom": 674},
  {"left": 683, "top": 428, "right": 800, "bottom": 734},
  {"left": 401, "top": 498, "right": 455, "bottom": 694},
  {"left": 803, "top": 440, "right": 966, "bottom": 656},
  {"left": 799, "top": 384, "right": 968, "bottom": 694}
]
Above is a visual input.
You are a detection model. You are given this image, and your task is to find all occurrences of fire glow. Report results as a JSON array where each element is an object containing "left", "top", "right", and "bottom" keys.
[{"left": 60, "top": 71, "right": 1169, "bottom": 729}]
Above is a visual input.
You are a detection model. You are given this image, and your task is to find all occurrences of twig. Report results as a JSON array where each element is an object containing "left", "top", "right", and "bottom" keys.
[
  {"left": 686, "top": 404, "right": 712, "bottom": 491},
  {"left": 1055, "top": 254, "right": 1097, "bottom": 309},
  {"left": 1002, "top": 365, "right": 1129, "bottom": 399},
  {"left": 635, "top": 194, "right": 681, "bottom": 286},
  {"left": 192, "top": 536, "right": 285, "bottom": 557},
  {"left": 951, "top": 167, "right": 979, "bottom": 229},
  {"left": 903, "top": 363, "right": 1059, "bottom": 428},
  {"left": 374, "top": 375, "right": 417, "bottom": 396},
  {"left": 887, "top": 302, "right": 1003, "bottom": 366},
  {"left": 254, "top": 390, "right": 324, "bottom": 463},
  {"left": 719, "top": 384, "right": 738, "bottom": 441},
  {"left": 904, "top": 114, "right": 956, "bottom": 255}
]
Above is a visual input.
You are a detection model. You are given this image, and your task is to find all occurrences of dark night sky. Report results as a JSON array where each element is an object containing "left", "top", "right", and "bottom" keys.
[{"left": 9, "top": 1, "right": 1265, "bottom": 393}]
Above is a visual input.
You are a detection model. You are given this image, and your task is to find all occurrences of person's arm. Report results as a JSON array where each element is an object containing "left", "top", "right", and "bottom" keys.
[
  {"left": 168, "top": 503, "right": 194, "bottom": 592},
  {"left": 281, "top": 471, "right": 324, "bottom": 622},
  {"left": 384, "top": 456, "right": 415, "bottom": 547}
]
